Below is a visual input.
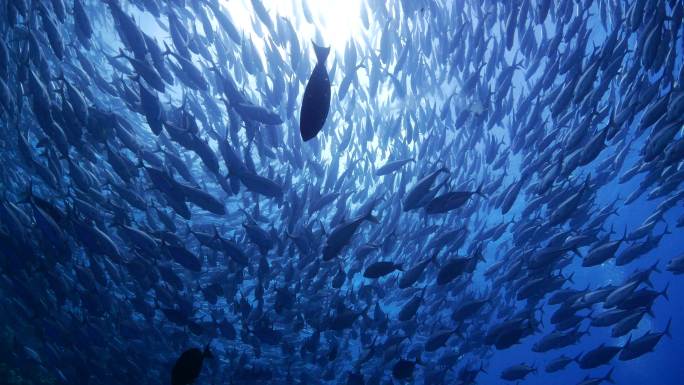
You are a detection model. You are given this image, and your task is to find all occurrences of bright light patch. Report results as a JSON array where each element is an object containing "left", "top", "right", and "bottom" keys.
[{"left": 223, "top": 0, "right": 364, "bottom": 54}]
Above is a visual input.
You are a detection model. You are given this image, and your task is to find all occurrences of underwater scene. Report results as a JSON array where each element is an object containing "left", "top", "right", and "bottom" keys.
[{"left": 1, "top": 0, "right": 684, "bottom": 384}]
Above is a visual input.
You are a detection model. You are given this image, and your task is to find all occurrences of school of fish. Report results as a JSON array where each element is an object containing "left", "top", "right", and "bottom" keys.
[{"left": 0, "top": 0, "right": 683, "bottom": 384}]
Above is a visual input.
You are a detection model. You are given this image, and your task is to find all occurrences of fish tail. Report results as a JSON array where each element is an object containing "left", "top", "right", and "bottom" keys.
[
  {"left": 573, "top": 352, "right": 582, "bottom": 363},
  {"left": 565, "top": 272, "right": 575, "bottom": 284},
  {"left": 19, "top": 181, "right": 34, "bottom": 204},
  {"left": 604, "top": 367, "right": 615, "bottom": 384},
  {"left": 312, "top": 41, "right": 330, "bottom": 63},
  {"left": 475, "top": 181, "right": 486, "bottom": 197},
  {"left": 649, "top": 260, "right": 662, "bottom": 274},
  {"left": 664, "top": 317, "right": 672, "bottom": 339},
  {"left": 660, "top": 282, "right": 670, "bottom": 301},
  {"left": 364, "top": 212, "right": 379, "bottom": 224},
  {"left": 203, "top": 343, "right": 213, "bottom": 358},
  {"left": 361, "top": 305, "right": 371, "bottom": 319}
]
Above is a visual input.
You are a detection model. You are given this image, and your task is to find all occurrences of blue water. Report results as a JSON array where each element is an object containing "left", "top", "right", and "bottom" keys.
[{"left": 0, "top": 0, "right": 683, "bottom": 384}]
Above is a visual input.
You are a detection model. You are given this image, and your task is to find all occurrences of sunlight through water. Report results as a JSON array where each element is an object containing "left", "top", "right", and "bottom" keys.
[{"left": 222, "top": 0, "right": 364, "bottom": 54}]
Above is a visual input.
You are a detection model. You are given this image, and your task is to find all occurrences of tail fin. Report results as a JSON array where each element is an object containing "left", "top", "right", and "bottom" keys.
[
  {"left": 203, "top": 343, "right": 213, "bottom": 359},
  {"left": 583, "top": 324, "right": 592, "bottom": 337},
  {"left": 454, "top": 324, "right": 465, "bottom": 339},
  {"left": 573, "top": 352, "right": 582, "bottom": 363},
  {"left": 475, "top": 180, "right": 486, "bottom": 197},
  {"left": 360, "top": 305, "right": 371, "bottom": 319},
  {"left": 603, "top": 367, "right": 615, "bottom": 384},
  {"left": 312, "top": 41, "right": 330, "bottom": 63},
  {"left": 363, "top": 210, "right": 379, "bottom": 224},
  {"left": 135, "top": 155, "right": 145, "bottom": 169},
  {"left": 660, "top": 282, "right": 670, "bottom": 301},
  {"left": 19, "top": 181, "right": 34, "bottom": 204},
  {"left": 663, "top": 317, "right": 672, "bottom": 339},
  {"left": 649, "top": 260, "right": 662, "bottom": 274},
  {"left": 570, "top": 246, "right": 582, "bottom": 258},
  {"left": 662, "top": 224, "right": 672, "bottom": 235},
  {"left": 566, "top": 272, "right": 575, "bottom": 284}
]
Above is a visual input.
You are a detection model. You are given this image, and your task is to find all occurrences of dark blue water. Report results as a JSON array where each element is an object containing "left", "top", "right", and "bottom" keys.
[{"left": 0, "top": 0, "right": 683, "bottom": 384}]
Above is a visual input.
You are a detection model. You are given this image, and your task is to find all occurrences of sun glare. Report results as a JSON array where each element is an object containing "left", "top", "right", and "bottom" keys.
[{"left": 222, "top": 0, "right": 364, "bottom": 54}]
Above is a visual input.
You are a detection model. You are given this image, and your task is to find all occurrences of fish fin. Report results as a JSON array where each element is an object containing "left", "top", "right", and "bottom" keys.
[
  {"left": 583, "top": 324, "right": 592, "bottom": 337},
  {"left": 661, "top": 223, "right": 671, "bottom": 235},
  {"left": 18, "top": 180, "right": 34, "bottom": 204},
  {"left": 604, "top": 367, "right": 615, "bottom": 384},
  {"left": 649, "top": 260, "right": 662, "bottom": 274},
  {"left": 660, "top": 282, "right": 670, "bottom": 301},
  {"left": 185, "top": 223, "right": 194, "bottom": 235},
  {"left": 318, "top": 219, "right": 327, "bottom": 236},
  {"left": 664, "top": 317, "right": 672, "bottom": 339},
  {"left": 364, "top": 210, "right": 379, "bottom": 224},
  {"left": 570, "top": 247, "right": 582, "bottom": 259},
  {"left": 162, "top": 41, "right": 173, "bottom": 56},
  {"left": 203, "top": 343, "right": 213, "bottom": 358},
  {"left": 212, "top": 226, "right": 222, "bottom": 241},
  {"left": 566, "top": 272, "right": 575, "bottom": 284},
  {"left": 135, "top": 155, "right": 145, "bottom": 169},
  {"left": 475, "top": 181, "right": 486, "bottom": 197},
  {"left": 311, "top": 41, "right": 330, "bottom": 63},
  {"left": 360, "top": 305, "right": 371, "bottom": 320}
]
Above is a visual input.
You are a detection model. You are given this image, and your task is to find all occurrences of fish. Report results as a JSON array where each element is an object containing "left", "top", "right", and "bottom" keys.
[
  {"left": 1, "top": 1, "right": 684, "bottom": 384},
  {"left": 392, "top": 357, "right": 420, "bottom": 380},
  {"left": 666, "top": 254, "right": 684, "bottom": 274},
  {"left": 363, "top": 261, "right": 403, "bottom": 279},
  {"left": 577, "top": 344, "right": 622, "bottom": 369},
  {"left": 374, "top": 158, "right": 414, "bottom": 176},
  {"left": 619, "top": 319, "right": 672, "bottom": 361},
  {"left": 171, "top": 345, "right": 213, "bottom": 385},
  {"left": 425, "top": 182, "right": 485, "bottom": 214},
  {"left": 576, "top": 368, "right": 615, "bottom": 385},
  {"left": 545, "top": 354, "right": 580, "bottom": 373},
  {"left": 323, "top": 209, "right": 378, "bottom": 261},
  {"left": 299, "top": 42, "right": 331, "bottom": 141},
  {"left": 500, "top": 363, "right": 536, "bottom": 381}
]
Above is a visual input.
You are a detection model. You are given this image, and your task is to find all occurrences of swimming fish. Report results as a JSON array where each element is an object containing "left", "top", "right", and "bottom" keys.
[{"left": 299, "top": 41, "right": 331, "bottom": 141}]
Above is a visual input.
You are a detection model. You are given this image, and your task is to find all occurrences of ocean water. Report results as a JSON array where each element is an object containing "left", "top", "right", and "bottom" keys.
[{"left": 0, "top": 0, "right": 683, "bottom": 384}]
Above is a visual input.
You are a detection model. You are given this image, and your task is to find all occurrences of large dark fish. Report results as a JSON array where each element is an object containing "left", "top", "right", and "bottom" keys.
[
  {"left": 171, "top": 345, "right": 212, "bottom": 385},
  {"left": 299, "top": 41, "right": 331, "bottom": 141}
]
